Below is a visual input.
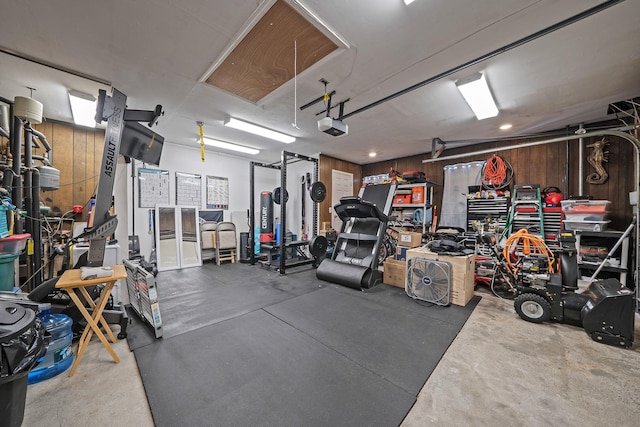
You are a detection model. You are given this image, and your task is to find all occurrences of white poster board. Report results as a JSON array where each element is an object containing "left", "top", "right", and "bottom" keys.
[
  {"left": 331, "top": 169, "right": 354, "bottom": 230},
  {"left": 206, "top": 175, "right": 229, "bottom": 209},
  {"left": 138, "top": 168, "right": 170, "bottom": 208},
  {"left": 175, "top": 172, "right": 202, "bottom": 207}
]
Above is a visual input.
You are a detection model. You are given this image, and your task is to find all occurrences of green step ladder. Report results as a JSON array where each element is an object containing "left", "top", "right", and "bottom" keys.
[{"left": 507, "top": 185, "right": 545, "bottom": 237}]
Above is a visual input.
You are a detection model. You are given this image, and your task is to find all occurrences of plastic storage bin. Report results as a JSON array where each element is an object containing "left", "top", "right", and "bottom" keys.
[
  {"left": 563, "top": 212, "right": 609, "bottom": 222},
  {"left": 0, "top": 253, "right": 19, "bottom": 291},
  {"left": 561, "top": 200, "right": 610, "bottom": 213},
  {"left": 563, "top": 220, "right": 610, "bottom": 232},
  {"left": 0, "top": 234, "right": 31, "bottom": 254},
  {"left": 27, "top": 305, "right": 74, "bottom": 384}
]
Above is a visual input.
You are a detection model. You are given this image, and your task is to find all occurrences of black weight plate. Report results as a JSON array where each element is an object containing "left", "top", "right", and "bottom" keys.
[
  {"left": 273, "top": 187, "right": 289, "bottom": 205},
  {"left": 309, "top": 235, "right": 328, "bottom": 257},
  {"left": 310, "top": 181, "right": 326, "bottom": 203}
]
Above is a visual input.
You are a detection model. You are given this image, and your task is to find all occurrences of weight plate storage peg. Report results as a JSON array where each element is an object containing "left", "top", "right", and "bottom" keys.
[
  {"left": 309, "top": 235, "right": 328, "bottom": 257},
  {"left": 310, "top": 181, "right": 327, "bottom": 203},
  {"left": 273, "top": 187, "right": 289, "bottom": 205}
]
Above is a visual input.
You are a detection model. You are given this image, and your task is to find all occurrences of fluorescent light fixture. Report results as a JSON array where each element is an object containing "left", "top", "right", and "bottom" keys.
[
  {"left": 68, "top": 90, "right": 97, "bottom": 127},
  {"left": 404, "top": 0, "right": 416, "bottom": 5},
  {"left": 199, "top": 137, "right": 259, "bottom": 155},
  {"left": 224, "top": 117, "right": 295, "bottom": 143},
  {"left": 499, "top": 123, "right": 513, "bottom": 130},
  {"left": 455, "top": 73, "right": 499, "bottom": 120},
  {"left": 369, "top": 152, "right": 377, "bottom": 157}
]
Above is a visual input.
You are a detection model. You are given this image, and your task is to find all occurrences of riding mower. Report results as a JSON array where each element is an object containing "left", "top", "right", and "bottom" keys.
[{"left": 479, "top": 230, "right": 635, "bottom": 348}]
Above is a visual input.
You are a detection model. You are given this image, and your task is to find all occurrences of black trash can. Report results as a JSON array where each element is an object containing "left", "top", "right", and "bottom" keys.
[{"left": 0, "top": 302, "right": 46, "bottom": 427}]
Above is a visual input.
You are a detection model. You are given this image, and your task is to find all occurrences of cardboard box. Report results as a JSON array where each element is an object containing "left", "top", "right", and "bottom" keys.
[
  {"left": 398, "top": 232, "right": 422, "bottom": 248},
  {"left": 406, "top": 247, "right": 475, "bottom": 306},
  {"left": 383, "top": 258, "right": 406, "bottom": 289},
  {"left": 396, "top": 246, "right": 409, "bottom": 261}
]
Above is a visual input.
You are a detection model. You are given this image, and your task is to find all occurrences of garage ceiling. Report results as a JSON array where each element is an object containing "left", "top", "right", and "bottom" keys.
[{"left": 0, "top": 0, "right": 639, "bottom": 165}]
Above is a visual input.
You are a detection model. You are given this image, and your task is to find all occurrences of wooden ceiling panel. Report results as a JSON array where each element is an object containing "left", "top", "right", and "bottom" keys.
[{"left": 205, "top": 0, "right": 338, "bottom": 103}]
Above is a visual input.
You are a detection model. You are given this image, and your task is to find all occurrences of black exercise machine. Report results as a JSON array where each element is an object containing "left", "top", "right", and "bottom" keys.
[
  {"left": 248, "top": 151, "right": 327, "bottom": 274},
  {"left": 0, "top": 88, "right": 164, "bottom": 338},
  {"left": 316, "top": 183, "right": 397, "bottom": 289}
]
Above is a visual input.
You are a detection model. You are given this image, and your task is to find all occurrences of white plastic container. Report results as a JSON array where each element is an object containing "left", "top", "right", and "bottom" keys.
[
  {"left": 563, "top": 212, "right": 609, "bottom": 222},
  {"left": 563, "top": 220, "right": 610, "bottom": 232}
]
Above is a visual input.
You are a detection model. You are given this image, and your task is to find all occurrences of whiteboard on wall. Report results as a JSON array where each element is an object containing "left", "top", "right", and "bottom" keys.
[
  {"left": 175, "top": 172, "right": 202, "bottom": 207},
  {"left": 138, "top": 168, "right": 170, "bottom": 208},
  {"left": 331, "top": 169, "right": 354, "bottom": 230}
]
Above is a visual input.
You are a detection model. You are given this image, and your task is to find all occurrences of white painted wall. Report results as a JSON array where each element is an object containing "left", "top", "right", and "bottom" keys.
[
  {"left": 114, "top": 142, "right": 324, "bottom": 259},
  {"left": 115, "top": 143, "right": 320, "bottom": 260}
]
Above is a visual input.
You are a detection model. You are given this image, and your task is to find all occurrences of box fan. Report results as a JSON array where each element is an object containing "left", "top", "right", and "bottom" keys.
[{"left": 406, "top": 257, "right": 452, "bottom": 306}]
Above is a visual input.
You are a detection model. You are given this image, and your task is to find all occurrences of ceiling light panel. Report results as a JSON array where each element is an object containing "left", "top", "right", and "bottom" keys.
[
  {"left": 199, "top": 137, "right": 259, "bottom": 155},
  {"left": 224, "top": 117, "right": 295, "bottom": 143},
  {"left": 455, "top": 73, "right": 499, "bottom": 120}
]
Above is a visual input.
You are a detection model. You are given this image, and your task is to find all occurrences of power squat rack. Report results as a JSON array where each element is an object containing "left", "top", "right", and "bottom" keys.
[{"left": 249, "top": 151, "right": 324, "bottom": 274}]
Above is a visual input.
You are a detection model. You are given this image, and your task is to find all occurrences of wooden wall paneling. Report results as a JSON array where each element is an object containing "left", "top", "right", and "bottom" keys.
[
  {"left": 395, "top": 158, "right": 411, "bottom": 175},
  {"left": 544, "top": 141, "right": 566, "bottom": 193},
  {"left": 528, "top": 145, "right": 546, "bottom": 187},
  {"left": 36, "top": 122, "right": 56, "bottom": 211},
  {"left": 73, "top": 128, "right": 87, "bottom": 212},
  {"left": 51, "top": 123, "right": 74, "bottom": 216},
  {"left": 358, "top": 129, "right": 635, "bottom": 233},
  {"left": 512, "top": 145, "right": 527, "bottom": 186},
  {"left": 588, "top": 135, "right": 635, "bottom": 230},
  {"left": 604, "top": 137, "right": 622, "bottom": 227},
  {"left": 619, "top": 136, "right": 636, "bottom": 228},
  {"left": 85, "top": 130, "right": 96, "bottom": 220},
  {"left": 318, "top": 155, "right": 362, "bottom": 226},
  {"left": 568, "top": 139, "right": 580, "bottom": 200}
]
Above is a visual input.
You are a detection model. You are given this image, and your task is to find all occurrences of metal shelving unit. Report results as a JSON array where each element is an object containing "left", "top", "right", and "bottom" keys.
[
  {"left": 391, "top": 182, "right": 434, "bottom": 234},
  {"left": 575, "top": 229, "right": 630, "bottom": 287}
]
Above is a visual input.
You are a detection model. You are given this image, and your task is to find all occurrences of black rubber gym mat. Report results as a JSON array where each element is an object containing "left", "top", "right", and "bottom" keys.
[
  {"left": 265, "top": 285, "right": 480, "bottom": 395},
  {"left": 134, "top": 309, "right": 415, "bottom": 427},
  {"left": 125, "top": 262, "right": 325, "bottom": 350}
]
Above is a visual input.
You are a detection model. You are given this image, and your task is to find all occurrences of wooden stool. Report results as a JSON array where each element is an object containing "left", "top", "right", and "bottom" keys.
[{"left": 55, "top": 265, "right": 127, "bottom": 377}]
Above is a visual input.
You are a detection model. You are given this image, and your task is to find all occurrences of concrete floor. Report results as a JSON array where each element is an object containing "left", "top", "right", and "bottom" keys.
[{"left": 22, "top": 289, "right": 640, "bottom": 427}]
